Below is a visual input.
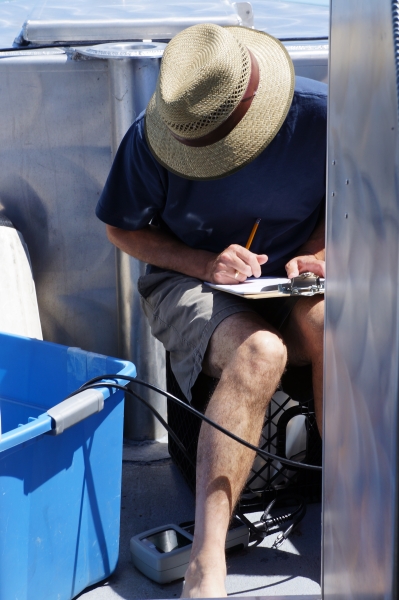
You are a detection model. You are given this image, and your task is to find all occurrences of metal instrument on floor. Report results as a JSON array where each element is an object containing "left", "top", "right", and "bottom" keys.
[{"left": 129, "top": 497, "right": 306, "bottom": 583}]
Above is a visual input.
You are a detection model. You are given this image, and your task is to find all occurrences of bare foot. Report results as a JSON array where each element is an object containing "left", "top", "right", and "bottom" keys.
[{"left": 181, "top": 556, "right": 227, "bottom": 598}]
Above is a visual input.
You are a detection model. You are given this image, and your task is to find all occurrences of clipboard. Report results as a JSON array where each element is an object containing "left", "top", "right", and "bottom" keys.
[{"left": 205, "top": 272, "right": 325, "bottom": 299}]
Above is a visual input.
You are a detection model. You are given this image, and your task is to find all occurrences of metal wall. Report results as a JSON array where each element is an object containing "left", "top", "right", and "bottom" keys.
[
  {"left": 0, "top": 50, "right": 169, "bottom": 440},
  {"left": 323, "top": 0, "right": 399, "bottom": 598},
  {"left": 0, "top": 52, "right": 116, "bottom": 356}
]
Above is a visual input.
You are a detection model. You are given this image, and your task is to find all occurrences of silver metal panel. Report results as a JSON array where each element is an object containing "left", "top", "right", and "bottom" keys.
[
  {"left": 323, "top": 0, "right": 399, "bottom": 598},
  {"left": 105, "top": 46, "right": 168, "bottom": 440},
  {"left": 0, "top": 53, "right": 117, "bottom": 357},
  {"left": 0, "top": 48, "right": 168, "bottom": 440},
  {"left": 23, "top": 0, "right": 241, "bottom": 43}
]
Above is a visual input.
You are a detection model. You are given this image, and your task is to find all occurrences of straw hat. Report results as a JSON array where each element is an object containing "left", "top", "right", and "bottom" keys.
[{"left": 145, "top": 23, "right": 295, "bottom": 181}]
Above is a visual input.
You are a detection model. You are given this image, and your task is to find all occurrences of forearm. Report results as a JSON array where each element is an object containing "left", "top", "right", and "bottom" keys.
[
  {"left": 106, "top": 224, "right": 268, "bottom": 283},
  {"left": 106, "top": 224, "right": 216, "bottom": 280},
  {"left": 297, "top": 213, "right": 325, "bottom": 260}
]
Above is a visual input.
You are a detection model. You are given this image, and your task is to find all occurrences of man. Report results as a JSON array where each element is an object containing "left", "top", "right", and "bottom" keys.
[{"left": 96, "top": 23, "right": 326, "bottom": 598}]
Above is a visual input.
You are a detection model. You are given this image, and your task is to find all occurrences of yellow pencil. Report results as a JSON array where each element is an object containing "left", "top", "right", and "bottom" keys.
[
  {"left": 245, "top": 217, "right": 261, "bottom": 250},
  {"left": 235, "top": 218, "right": 261, "bottom": 279}
]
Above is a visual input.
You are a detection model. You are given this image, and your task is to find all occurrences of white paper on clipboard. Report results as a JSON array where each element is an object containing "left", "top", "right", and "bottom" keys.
[
  {"left": 205, "top": 273, "right": 325, "bottom": 299},
  {"left": 205, "top": 277, "right": 290, "bottom": 298}
]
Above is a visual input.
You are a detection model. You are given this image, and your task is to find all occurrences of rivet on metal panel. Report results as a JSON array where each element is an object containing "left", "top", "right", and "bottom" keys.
[
  {"left": 345, "top": 179, "right": 350, "bottom": 184},
  {"left": 345, "top": 213, "right": 348, "bottom": 219},
  {"left": 332, "top": 191, "right": 336, "bottom": 197},
  {"left": 332, "top": 160, "right": 336, "bottom": 165}
]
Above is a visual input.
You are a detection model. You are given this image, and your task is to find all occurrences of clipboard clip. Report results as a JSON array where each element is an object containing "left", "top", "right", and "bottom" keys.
[{"left": 279, "top": 272, "right": 325, "bottom": 297}]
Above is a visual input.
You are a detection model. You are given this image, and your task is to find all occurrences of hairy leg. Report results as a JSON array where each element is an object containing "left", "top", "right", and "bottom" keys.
[
  {"left": 182, "top": 312, "right": 287, "bottom": 598},
  {"left": 282, "top": 296, "right": 324, "bottom": 434},
  {"left": 181, "top": 297, "right": 324, "bottom": 597}
]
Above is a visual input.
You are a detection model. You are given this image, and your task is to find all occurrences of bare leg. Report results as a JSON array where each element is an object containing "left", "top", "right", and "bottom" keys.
[
  {"left": 182, "top": 312, "right": 287, "bottom": 598},
  {"left": 282, "top": 296, "right": 324, "bottom": 434},
  {"left": 181, "top": 297, "right": 324, "bottom": 598}
]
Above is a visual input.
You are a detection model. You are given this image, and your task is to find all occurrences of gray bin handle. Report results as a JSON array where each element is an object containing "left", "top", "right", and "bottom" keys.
[{"left": 47, "top": 389, "right": 104, "bottom": 435}]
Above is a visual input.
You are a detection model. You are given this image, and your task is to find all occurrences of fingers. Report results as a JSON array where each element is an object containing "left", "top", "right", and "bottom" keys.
[
  {"left": 285, "top": 261, "right": 299, "bottom": 279},
  {"left": 285, "top": 256, "right": 326, "bottom": 279},
  {"left": 212, "top": 245, "right": 268, "bottom": 283},
  {"left": 310, "top": 260, "right": 325, "bottom": 277}
]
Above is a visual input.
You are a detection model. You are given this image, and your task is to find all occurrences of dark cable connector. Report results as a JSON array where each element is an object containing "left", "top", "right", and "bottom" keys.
[{"left": 236, "top": 496, "right": 307, "bottom": 547}]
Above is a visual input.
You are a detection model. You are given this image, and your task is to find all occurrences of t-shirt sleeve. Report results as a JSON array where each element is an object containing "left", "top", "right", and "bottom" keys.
[{"left": 95, "top": 116, "right": 167, "bottom": 230}]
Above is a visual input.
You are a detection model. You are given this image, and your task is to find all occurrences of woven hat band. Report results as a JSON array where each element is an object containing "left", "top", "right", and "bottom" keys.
[{"left": 169, "top": 48, "right": 260, "bottom": 148}]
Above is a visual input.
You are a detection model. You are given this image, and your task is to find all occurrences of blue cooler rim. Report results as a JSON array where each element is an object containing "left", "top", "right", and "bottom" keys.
[{"left": 0, "top": 333, "right": 136, "bottom": 454}]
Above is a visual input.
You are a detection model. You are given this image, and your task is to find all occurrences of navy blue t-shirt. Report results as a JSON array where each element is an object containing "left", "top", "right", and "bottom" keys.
[{"left": 96, "top": 76, "right": 327, "bottom": 277}]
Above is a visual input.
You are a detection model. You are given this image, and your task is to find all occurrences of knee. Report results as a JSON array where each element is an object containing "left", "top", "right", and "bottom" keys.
[{"left": 235, "top": 329, "right": 287, "bottom": 377}]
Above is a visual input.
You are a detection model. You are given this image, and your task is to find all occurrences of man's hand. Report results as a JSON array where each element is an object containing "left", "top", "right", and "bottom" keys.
[
  {"left": 206, "top": 244, "right": 268, "bottom": 284},
  {"left": 286, "top": 210, "right": 326, "bottom": 279},
  {"left": 285, "top": 254, "right": 325, "bottom": 279}
]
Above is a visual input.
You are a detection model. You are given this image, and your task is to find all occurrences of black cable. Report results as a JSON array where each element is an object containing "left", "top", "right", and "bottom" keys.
[
  {"left": 68, "top": 381, "right": 196, "bottom": 470},
  {"left": 261, "top": 496, "right": 305, "bottom": 529},
  {"left": 280, "top": 36, "right": 328, "bottom": 42},
  {"left": 234, "top": 509, "right": 262, "bottom": 538},
  {"left": 234, "top": 495, "right": 307, "bottom": 544},
  {"left": 125, "top": 386, "right": 196, "bottom": 469},
  {"left": 75, "top": 374, "right": 322, "bottom": 472},
  {"left": 271, "top": 498, "right": 307, "bottom": 549}
]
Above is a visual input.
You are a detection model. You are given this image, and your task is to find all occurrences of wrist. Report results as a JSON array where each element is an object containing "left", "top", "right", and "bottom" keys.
[
  {"left": 299, "top": 249, "right": 325, "bottom": 262},
  {"left": 183, "top": 249, "right": 217, "bottom": 281},
  {"left": 200, "top": 253, "right": 217, "bottom": 282}
]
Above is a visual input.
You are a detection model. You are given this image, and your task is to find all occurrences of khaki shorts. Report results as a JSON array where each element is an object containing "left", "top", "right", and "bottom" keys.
[{"left": 138, "top": 269, "right": 299, "bottom": 402}]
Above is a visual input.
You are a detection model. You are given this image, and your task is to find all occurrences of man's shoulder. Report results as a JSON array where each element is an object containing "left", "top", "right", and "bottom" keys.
[
  {"left": 122, "top": 110, "right": 164, "bottom": 172},
  {"left": 126, "top": 110, "right": 147, "bottom": 144},
  {"left": 134, "top": 109, "right": 146, "bottom": 127},
  {"left": 294, "top": 76, "right": 327, "bottom": 99},
  {"left": 285, "top": 76, "right": 327, "bottom": 134}
]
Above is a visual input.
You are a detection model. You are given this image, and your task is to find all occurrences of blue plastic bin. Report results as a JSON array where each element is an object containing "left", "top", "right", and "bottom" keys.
[{"left": 0, "top": 332, "right": 136, "bottom": 600}]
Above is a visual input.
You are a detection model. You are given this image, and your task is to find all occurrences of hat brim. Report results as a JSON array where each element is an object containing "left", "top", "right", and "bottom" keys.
[{"left": 145, "top": 26, "right": 295, "bottom": 181}]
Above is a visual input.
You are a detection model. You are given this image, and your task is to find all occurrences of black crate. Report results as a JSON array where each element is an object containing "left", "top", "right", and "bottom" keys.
[{"left": 166, "top": 354, "right": 322, "bottom": 511}]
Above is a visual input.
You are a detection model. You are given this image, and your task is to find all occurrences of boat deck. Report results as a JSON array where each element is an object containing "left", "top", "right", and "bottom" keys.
[{"left": 77, "top": 440, "right": 322, "bottom": 600}]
